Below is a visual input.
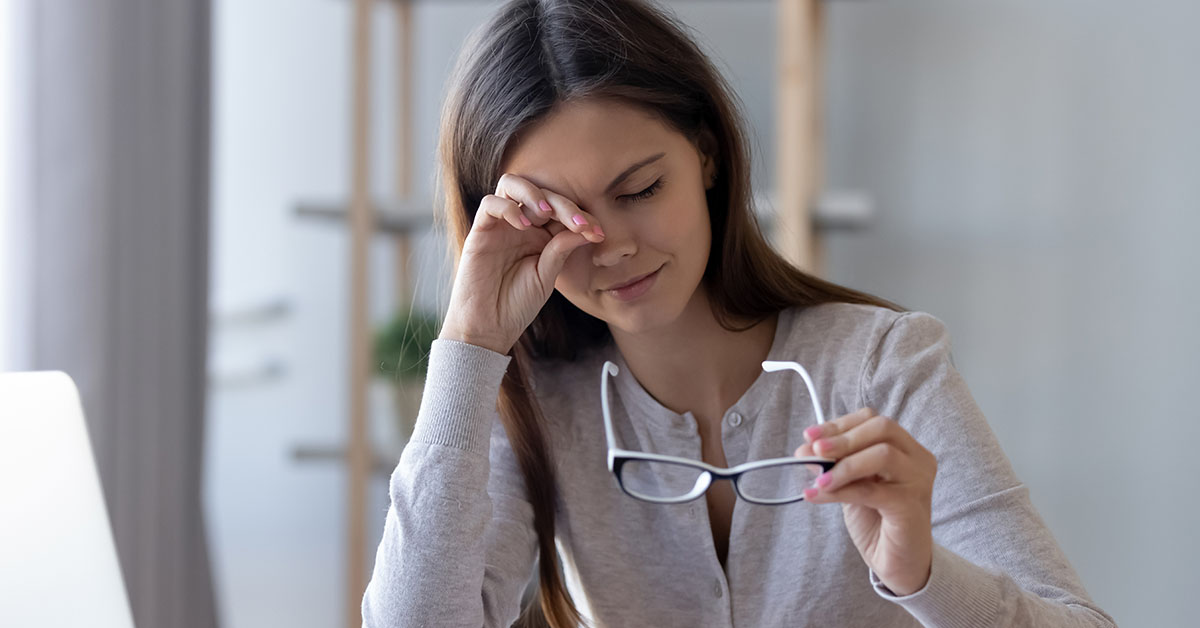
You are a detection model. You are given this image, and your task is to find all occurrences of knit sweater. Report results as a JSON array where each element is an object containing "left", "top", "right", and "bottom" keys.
[{"left": 362, "top": 302, "right": 1117, "bottom": 627}]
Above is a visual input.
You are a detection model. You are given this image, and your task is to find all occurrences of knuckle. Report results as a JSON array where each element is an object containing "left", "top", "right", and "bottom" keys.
[
  {"left": 496, "top": 172, "right": 518, "bottom": 189},
  {"left": 482, "top": 194, "right": 512, "bottom": 212},
  {"left": 866, "top": 414, "right": 890, "bottom": 433},
  {"left": 882, "top": 443, "right": 901, "bottom": 466},
  {"left": 834, "top": 456, "right": 854, "bottom": 477}
]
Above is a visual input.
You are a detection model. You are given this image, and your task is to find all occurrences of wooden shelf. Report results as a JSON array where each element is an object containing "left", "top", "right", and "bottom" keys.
[
  {"left": 292, "top": 442, "right": 403, "bottom": 476},
  {"left": 753, "top": 189, "right": 876, "bottom": 233},
  {"left": 294, "top": 201, "right": 434, "bottom": 235}
]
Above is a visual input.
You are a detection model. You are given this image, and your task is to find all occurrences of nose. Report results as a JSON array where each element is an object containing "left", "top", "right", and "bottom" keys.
[{"left": 590, "top": 219, "right": 637, "bottom": 267}]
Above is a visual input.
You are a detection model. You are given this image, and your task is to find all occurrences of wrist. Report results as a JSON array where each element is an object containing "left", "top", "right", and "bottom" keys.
[
  {"left": 438, "top": 325, "right": 512, "bottom": 356},
  {"left": 881, "top": 549, "right": 933, "bottom": 597}
]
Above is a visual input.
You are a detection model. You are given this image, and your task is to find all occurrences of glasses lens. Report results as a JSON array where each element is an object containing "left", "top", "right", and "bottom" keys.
[
  {"left": 737, "top": 461, "right": 826, "bottom": 503},
  {"left": 620, "top": 459, "right": 708, "bottom": 501}
]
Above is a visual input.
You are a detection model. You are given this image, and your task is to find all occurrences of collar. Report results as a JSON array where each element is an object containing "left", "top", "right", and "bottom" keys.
[{"left": 604, "top": 306, "right": 795, "bottom": 428}]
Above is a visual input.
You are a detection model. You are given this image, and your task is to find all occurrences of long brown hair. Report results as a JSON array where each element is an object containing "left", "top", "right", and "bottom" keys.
[{"left": 434, "top": 1, "right": 905, "bottom": 625}]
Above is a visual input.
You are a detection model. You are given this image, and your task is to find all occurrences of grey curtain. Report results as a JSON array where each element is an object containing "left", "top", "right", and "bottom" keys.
[{"left": 28, "top": 1, "right": 218, "bottom": 626}]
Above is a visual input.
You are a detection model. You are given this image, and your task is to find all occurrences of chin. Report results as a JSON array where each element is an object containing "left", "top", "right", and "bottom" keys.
[
  {"left": 601, "top": 293, "right": 689, "bottom": 336},
  {"left": 603, "top": 310, "right": 661, "bottom": 335}
]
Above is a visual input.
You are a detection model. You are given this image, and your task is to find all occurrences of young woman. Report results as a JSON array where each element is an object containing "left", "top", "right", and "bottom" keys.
[{"left": 362, "top": 1, "right": 1116, "bottom": 626}]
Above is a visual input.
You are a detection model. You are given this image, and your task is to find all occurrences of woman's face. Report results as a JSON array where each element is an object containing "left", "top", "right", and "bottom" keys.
[{"left": 498, "top": 98, "right": 717, "bottom": 335}]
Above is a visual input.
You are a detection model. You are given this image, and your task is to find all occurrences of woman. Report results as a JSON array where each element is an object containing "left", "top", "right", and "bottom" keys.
[{"left": 362, "top": 1, "right": 1116, "bottom": 626}]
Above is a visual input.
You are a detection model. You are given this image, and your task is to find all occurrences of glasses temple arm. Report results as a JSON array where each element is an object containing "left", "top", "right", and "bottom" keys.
[
  {"left": 761, "top": 360, "right": 827, "bottom": 424},
  {"left": 601, "top": 361, "right": 619, "bottom": 450}
]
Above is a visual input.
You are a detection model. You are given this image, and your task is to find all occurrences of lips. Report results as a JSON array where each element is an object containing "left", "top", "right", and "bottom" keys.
[{"left": 603, "top": 266, "right": 662, "bottom": 292}]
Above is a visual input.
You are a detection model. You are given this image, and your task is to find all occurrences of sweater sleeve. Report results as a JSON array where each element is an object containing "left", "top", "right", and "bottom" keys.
[
  {"left": 858, "top": 311, "right": 1118, "bottom": 628},
  {"left": 361, "top": 338, "right": 539, "bottom": 628}
]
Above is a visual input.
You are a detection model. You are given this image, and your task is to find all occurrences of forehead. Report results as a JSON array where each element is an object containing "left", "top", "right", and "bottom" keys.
[{"left": 500, "top": 98, "right": 692, "bottom": 199}]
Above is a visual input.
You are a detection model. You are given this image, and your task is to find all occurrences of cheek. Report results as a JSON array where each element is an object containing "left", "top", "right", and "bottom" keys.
[{"left": 652, "top": 200, "right": 710, "bottom": 260}]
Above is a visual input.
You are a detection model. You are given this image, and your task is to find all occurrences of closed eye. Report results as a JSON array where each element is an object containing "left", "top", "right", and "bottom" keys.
[{"left": 620, "top": 178, "right": 664, "bottom": 202}]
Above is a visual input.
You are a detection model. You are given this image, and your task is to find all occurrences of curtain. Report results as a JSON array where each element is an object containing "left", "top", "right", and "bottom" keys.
[{"left": 27, "top": 0, "right": 218, "bottom": 626}]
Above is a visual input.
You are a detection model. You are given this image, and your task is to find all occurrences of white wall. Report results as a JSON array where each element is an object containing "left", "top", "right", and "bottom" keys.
[{"left": 823, "top": 2, "right": 1199, "bottom": 626}]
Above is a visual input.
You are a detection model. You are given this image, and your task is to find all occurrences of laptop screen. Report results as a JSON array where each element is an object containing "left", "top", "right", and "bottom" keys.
[{"left": 0, "top": 371, "right": 136, "bottom": 628}]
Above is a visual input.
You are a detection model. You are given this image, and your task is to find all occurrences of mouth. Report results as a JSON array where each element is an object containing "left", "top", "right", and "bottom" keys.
[
  {"left": 601, "top": 265, "right": 664, "bottom": 303},
  {"left": 603, "top": 265, "right": 663, "bottom": 292}
]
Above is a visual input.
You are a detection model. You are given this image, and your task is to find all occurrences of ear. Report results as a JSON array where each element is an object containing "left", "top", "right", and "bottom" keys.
[{"left": 695, "top": 126, "right": 719, "bottom": 189}]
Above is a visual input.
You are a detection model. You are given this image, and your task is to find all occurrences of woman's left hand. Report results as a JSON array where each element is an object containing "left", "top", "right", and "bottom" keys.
[{"left": 794, "top": 407, "right": 938, "bottom": 596}]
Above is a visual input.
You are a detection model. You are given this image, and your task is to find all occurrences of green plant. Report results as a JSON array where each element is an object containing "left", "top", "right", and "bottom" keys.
[{"left": 372, "top": 308, "right": 442, "bottom": 381}]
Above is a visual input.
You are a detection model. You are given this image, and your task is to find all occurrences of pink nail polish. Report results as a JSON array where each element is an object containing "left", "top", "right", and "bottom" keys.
[
  {"left": 592, "top": 225, "right": 605, "bottom": 237},
  {"left": 519, "top": 215, "right": 532, "bottom": 226},
  {"left": 817, "top": 472, "right": 832, "bottom": 488},
  {"left": 538, "top": 200, "right": 552, "bottom": 214},
  {"left": 804, "top": 426, "right": 821, "bottom": 440},
  {"left": 572, "top": 215, "right": 587, "bottom": 225},
  {"left": 804, "top": 488, "right": 818, "bottom": 500}
]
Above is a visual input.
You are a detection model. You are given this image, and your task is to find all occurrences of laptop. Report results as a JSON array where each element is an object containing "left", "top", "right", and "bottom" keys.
[{"left": 0, "top": 371, "right": 136, "bottom": 628}]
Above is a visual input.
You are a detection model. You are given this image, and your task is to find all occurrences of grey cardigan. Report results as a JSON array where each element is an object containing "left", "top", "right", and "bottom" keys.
[{"left": 362, "top": 302, "right": 1117, "bottom": 627}]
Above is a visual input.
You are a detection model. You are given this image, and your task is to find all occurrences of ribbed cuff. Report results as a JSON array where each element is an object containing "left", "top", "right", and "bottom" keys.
[
  {"left": 869, "top": 543, "right": 1000, "bottom": 628},
  {"left": 408, "top": 338, "right": 513, "bottom": 456}
]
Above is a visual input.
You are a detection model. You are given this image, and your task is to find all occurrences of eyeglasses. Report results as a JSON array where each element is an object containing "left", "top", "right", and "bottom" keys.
[{"left": 601, "top": 359, "right": 836, "bottom": 505}]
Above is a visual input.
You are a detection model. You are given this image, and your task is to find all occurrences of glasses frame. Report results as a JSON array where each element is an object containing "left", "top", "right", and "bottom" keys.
[{"left": 601, "top": 359, "right": 837, "bottom": 505}]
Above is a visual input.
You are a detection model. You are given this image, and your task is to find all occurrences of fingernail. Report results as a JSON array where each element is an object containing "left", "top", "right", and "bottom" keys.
[
  {"left": 804, "top": 488, "right": 819, "bottom": 500},
  {"left": 817, "top": 472, "right": 832, "bottom": 488},
  {"left": 538, "top": 200, "right": 552, "bottom": 214},
  {"left": 572, "top": 215, "right": 588, "bottom": 226},
  {"left": 519, "top": 215, "right": 532, "bottom": 226},
  {"left": 804, "top": 426, "right": 821, "bottom": 440},
  {"left": 592, "top": 225, "right": 605, "bottom": 237}
]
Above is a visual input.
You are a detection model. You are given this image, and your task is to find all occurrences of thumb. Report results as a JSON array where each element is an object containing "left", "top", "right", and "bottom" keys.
[{"left": 536, "top": 228, "right": 591, "bottom": 289}]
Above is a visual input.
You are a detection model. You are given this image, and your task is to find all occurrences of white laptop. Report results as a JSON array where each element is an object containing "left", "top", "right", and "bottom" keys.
[{"left": 0, "top": 371, "right": 136, "bottom": 628}]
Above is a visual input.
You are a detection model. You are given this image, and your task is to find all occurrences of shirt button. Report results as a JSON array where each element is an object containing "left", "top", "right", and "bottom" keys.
[{"left": 727, "top": 412, "right": 743, "bottom": 427}]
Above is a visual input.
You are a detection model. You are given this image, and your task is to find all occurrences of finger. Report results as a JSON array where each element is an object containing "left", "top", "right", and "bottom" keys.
[
  {"left": 536, "top": 227, "right": 592, "bottom": 287},
  {"left": 813, "top": 442, "right": 912, "bottom": 494},
  {"left": 544, "top": 219, "right": 569, "bottom": 237},
  {"left": 803, "top": 444, "right": 920, "bottom": 510},
  {"left": 541, "top": 189, "right": 605, "bottom": 243},
  {"left": 494, "top": 173, "right": 557, "bottom": 227},
  {"left": 814, "top": 414, "right": 919, "bottom": 459},
  {"left": 803, "top": 406, "right": 877, "bottom": 443},
  {"left": 793, "top": 441, "right": 815, "bottom": 458},
  {"left": 477, "top": 193, "right": 535, "bottom": 233},
  {"left": 804, "top": 477, "right": 891, "bottom": 508}
]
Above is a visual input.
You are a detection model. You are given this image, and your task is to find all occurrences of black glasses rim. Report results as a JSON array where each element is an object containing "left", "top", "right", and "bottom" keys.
[
  {"left": 613, "top": 453, "right": 835, "bottom": 476},
  {"left": 615, "top": 479, "right": 814, "bottom": 506},
  {"left": 612, "top": 456, "right": 834, "bottom": 505}
]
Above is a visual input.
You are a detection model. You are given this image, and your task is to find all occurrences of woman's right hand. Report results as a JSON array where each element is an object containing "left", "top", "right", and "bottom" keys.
[{"left": 439, "top": 173, "right": 607, "bottom": 355}]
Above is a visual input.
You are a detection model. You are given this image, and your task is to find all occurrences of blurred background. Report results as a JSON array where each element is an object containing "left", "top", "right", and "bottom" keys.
[{"left": 2, "top": 0, "right": 1196, "bottom": 627}]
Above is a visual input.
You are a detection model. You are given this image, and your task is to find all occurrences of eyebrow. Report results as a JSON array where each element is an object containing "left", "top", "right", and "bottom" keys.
[{"left": 604, "top": 152, "right": 666, "bottom": 194}]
